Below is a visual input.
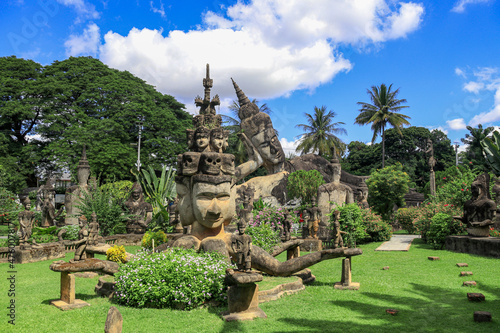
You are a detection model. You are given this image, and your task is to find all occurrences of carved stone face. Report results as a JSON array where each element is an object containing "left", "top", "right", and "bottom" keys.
[
  {"left": 195, "top": 132, "right": 209, "bottom": 151},
  {"left": 181, "top": 152, "right": 200, "bottom": 175},
  {"left": 176, "top": 181, "right": 195, "bottom": 226},
  {"left": 192, "top": 181, "right": 234, "bottom": 230},
  {"left": 201, "top": 153, "right": 222, "bottom": 175},
  {"left": 131, "top": 189, "right": 141, "bottom": 201},
  {"left": 251, "top": 127, "right": 284, "bottom": 165},
  {"left": 211, "top": 132, "right": 224, "bottom": 152},
  {"left": 78, "top": 168, "right": 90, "bottom": 186},
  {"left": 25, "top": 202, "right": 31, "bottom": 210}
]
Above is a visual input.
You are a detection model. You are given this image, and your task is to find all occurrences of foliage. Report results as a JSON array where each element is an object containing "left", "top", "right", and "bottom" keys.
[
  {"left": 413, "top": 202, "right": 462, "bottom": 242},
  {"left": 481, "top": 130, "right": 500, "bottom": 176},
  {"left": 490, "top": 227, "right": 500, "bottom": 237},
  {"left": 252, "top": 197, "right": 272, "bottom": 212},
  {"left": 106, "top": 245, "right": 127, "bottom": 263},
  {"left": 355, "top": 83, "right": 410, "bottom": 168},
  {"left": 431, "top": 165, "right": 476, "bottom": 207},
  {"left": 341, "top": 141, "right": 381, "bottom": 176},
  {"left": 30, "top": 226, "right": 59, "bottom": 243},
  {"left": 114, "top": 248, "right": 233, "bottom": 309},
  {"left": 134, "top": 165, "right": 176, "bottom": 232},
  {"left": 295, "top": 106, "right": 347, "bottom": 157},
  {"left": 75, "top": 183, "right": 130, "bottom": 236},
  {"left": 331, "top": 203, "right": 368, "bottom": 246},
  {"left": 366, "top": 163, "right": 410, "bottom": 221},
  {"left": 427, "top": 213, "right": 467, "bottom": 249},
  {"left": 462, "top": 124, "right": 494, "bottom": 171},
  {"left": 286, "top": 169, "right": 325, "bottom": 205},
  {"left": 394, "top": 207, "right": 421, "bottom": 234},
  {"left": 0, "top": 187, "right": 22, "bottom": 225},
  {"left": 360, "top": 208, "right": 392, "bottom": 242},
  {"left": 59, "top": 224, "right": 80, "bottom": 241},
  {"left": 246, "top": 223, "right": 281, "bottom": 254},
  {"left": 141, "top": 231, "right": 168, "bottom": 250},
  {"left": 100, "top": 180, "right": 134, "bottom": 201}
]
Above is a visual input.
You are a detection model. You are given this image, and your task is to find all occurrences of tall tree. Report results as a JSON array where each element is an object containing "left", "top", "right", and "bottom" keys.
[
  {"left": 461, "top": 124, "right": 494, "bottom": 171},
  {"left": 355, "top": 84, "right": 410, "bottom": 167},
  {"left": 295, "top": 106, "right": 347, "bottom": 158}
]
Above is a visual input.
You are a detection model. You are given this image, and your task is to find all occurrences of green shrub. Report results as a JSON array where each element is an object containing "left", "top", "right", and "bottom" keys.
[
  {"left": 427, "top": 213, "right": 466, "bottom": 249},
  {"left": 114, "top": 248, "right": 233, "bottom": 309},
  {"left": 331, "top": 203, "right": 368, "bottom": 247},
  {"left": 394, "top": 207, "right": 420, "bottom": 234},
  {"left": 141, "top": 231, "right": 168, "bottom": 249},
  {"left": 30, "top": 226, "right": 59, "bottom": 243},
  {"left": 432, "top": 165, "right": 477, "bottom": 207},
  {"left": 252, "top": 197, "right": 272, "bottom": 212},
  {"left": 0, "top": 187, "right": 22, "bottom": 226},
  {"left": 360, "top": 208, "right": 392, "bottom": 242},
  {"left": 247, "top": 223, "right": 281, "bottom": 254},
  {"left": 413, "top": 202, "right": 462, "bottom": 242},
  {"left": 100, "top": 180, "right": 134, "bottom": 201},
  {"left": 106, "top": 245, "right": 127, "bottom": 263},
  {"left": 287, "top": 169, "right": 325, "bottom": 206},
  {"left": 59, "top": 225, "right": 79, "bottom": 241}
]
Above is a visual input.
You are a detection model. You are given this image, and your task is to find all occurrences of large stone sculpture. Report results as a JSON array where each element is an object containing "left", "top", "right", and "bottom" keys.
[
  {"left": 457, "top": 173, "right": 495, "bottom": 237},
  {"left": 124, "top": 182, "right": 153, "bottom": 234},
  {"left": 65, "top": 146, "right": 91, "bottom": 225},
  {"left": 41, "top": 185, "right": 56, "bottom": 227},
  {"left": 426, "top": 138, "right": 436, "bottom": 196},
  {"left": 19, "top": 197, "right": 36, "bottom": 249},
  {"left": 171, "top": 66, "right": 362, "bottom": 277}
]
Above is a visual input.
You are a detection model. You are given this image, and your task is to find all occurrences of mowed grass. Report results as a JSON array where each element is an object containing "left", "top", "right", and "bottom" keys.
[{"left": 1, "top": 239, "right": 499, "bottom": 332}]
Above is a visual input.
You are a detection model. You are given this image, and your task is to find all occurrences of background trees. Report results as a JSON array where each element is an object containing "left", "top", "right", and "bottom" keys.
[{"left": 0, "top": 56, "right": 191, "bottom": 192}]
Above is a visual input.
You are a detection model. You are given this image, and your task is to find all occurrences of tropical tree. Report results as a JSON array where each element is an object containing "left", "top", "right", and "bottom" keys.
[
  {"left": 295, "top": 106, "right": 347, "bottom": 158},
  {"left": 461, "top": 124, "right": 494, "bottom": 171},
  {"left": 355, "top": 83, "right": 410, "bottom": 168}
]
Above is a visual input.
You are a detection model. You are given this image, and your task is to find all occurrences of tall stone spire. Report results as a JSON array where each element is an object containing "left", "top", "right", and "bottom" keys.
[
  {"left": 195, "top": 64, "right": 220, "bottom": 115},
  {"left": 231, "top": 78, "right": 250, "bottom": 106}
]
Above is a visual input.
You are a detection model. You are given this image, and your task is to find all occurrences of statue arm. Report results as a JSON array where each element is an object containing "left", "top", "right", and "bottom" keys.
[{"left": 234, "top": 132, "right": 263, "bottom": 181}]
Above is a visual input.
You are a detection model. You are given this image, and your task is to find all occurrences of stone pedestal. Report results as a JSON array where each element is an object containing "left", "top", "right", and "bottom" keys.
[
  {"left": 467, "top": 226, "right": 490, "bottom": 237},
  {"left": 287, "top": 246, "right": 300, "bottom": 260},
  {"left": 221, "top": 271, "right": 267, "bottom": 321},
  {"left": 300, "top": 239, "right": 322, "bottom": 252},
  {"left": 14, "top": 243, "right": 65, "bottom": 264},
  {"left": 50, "top": 272, "right": 90, "bottom": 310},
  {"left": 334, "top": 257, "right": 360, "bottom": 290}
]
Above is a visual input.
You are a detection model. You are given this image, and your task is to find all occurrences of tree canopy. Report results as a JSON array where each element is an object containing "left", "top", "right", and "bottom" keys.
[{"left": 0, "top": 56, "right": 191, "bottom": 192}]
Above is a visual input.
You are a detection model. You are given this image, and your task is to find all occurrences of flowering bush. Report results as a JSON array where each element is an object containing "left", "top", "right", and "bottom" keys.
[
  {"left": 246, "top": 206, "right": 286, "bottom": 253},
  {"left": 490, "top": 228, "right": 500, "bottom": 237},
  {"left": 413, "top": 202, "right": 462, "bottom": 242},
  {"left": 360, "top": 208, "right": 392, "bottom": 242},
  {"left": 106, "top": 245, "right": 127, "bottom": 263},
  {"left": 394, "top": 207, "right": 421, "bottom": 234},
  {"left": 427, "top": 213, "right": 467, "bottom": 249},
  {"left": 114, "top": 248, "right": 233, "bottom": 310},
  {"left": 432, "top": 165, "right": 476, "bottom": 207},
  {"left": 141, "top": 231, "right": 167, "bottom": 250}
]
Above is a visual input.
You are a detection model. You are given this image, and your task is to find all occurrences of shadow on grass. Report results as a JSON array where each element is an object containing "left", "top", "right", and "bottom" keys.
[{"left": 274, "top": 282, "right": 499, "bottom": 333}]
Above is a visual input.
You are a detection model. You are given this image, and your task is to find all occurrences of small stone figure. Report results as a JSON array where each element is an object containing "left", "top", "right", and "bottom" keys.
[
  {"left": 302, "top": 209, "right": 311, "bottom": 239},
  {"left": 88, "top": 212, "right": 100, "bottom": 246},
  {"left": 332, "top": 210, "right": 347, "bottom": 248},
  {"left": 426, "top": 138, "right": 436, "bottom": 196},
  {"left": 168, "top": 197, "right": 182, "bottom": 233},
  {"left": 194, "top": 127, "right": 210, "bottom": 152},
  {"left": 308, "top": 197, "right": 321, "bottom": 239},
  {"left": 282, "top": 210, "right": 293, "bottom": 242},
  {"left": 210, "top": 127, "right": 226, "bottom": 153},
  {"left": 232, "top": 219, "right": 252, "bottom": 272},
  {"left": 124, "top": 182, "right": 153, "bottom": 234},
  {"left": 74, "top": 215, "right": 89, "bottom": 261},
  {"left": 19, "top": 197, "right": 36, "bottom": 249},
  {"left": 41, "top": 187, "right": 56, "bottom": 227}
]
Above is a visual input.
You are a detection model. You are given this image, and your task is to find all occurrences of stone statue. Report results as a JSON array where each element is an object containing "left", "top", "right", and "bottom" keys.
[
  {"left": 19, "top": 197, "right": 36, "bottom": 249},
  {"left": 88, "top": 212, "right": 100, "bottom": 246},
  {"left": 232, "top": 219, "right": 252, "bottom": 272},
  {"left": 493, "top": 177, "right": 500, "bottom": 209},
  {"left": 426, "top": 138, "right": 436, "bottom": 196},
  {"left": 282, "top": 210, "right": 292, "bottom": 242},
  {"left": 41, "top": 186, "right": 56, "bottom": 227},
  {"left": 458, "top": 173, "right": 495, "bottom": 237},
  {"left": 168, "top": 197, "right": 182, "bottom": 233},
  {"left": 65, "top": 146, "right": 91, "bottom": 225},
  {"left": 308, "top": 197, "right": 321, "bottom": 239},
  {"left": 357, "top": 187, "right": 369, "bottom": 209},
  {"left": 332, "top": 210, "right": 347, "bottom": 248},
  {"left": 124, "top": 182, "right": 153, "bottom": 234},
  {"left": 73, "top": 215, "right": 89, "bottom": 261},
  {"left": 171, "top": 66, "right": 362, "bottom": 276}
]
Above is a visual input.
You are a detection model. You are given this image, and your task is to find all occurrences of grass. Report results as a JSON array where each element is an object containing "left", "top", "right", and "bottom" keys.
[{"left": 1, "top": 239, "right": 499, "bottom": 332}]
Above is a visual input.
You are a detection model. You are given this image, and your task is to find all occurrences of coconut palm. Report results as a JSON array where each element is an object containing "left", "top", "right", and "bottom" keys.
[
  {"left": 355, "top": 84, "right": 410, "bottom": 168},
  {"left": 295, "top": 106, "right": 347, "bottom": 158},
  {"left": 461, "top": 124, "right": 494, "bottom": 170}
]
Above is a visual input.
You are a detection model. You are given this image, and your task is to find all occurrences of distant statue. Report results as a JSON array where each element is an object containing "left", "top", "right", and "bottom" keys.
[
  {"left": 41, "top": 186, "right": 56, "bottom": 227},
  {"left": 88, "top": 212, "right": 100, "bottom": 246},
  {"left": 307, "top": 197, "right": 321, "bottom": 239},
  {"left": 73, "top": 215, "right": 89, "bottom": 261},
  {"left": 124, "top": 182, "right": 153, "bottom": 234},
  {"left": 282, "top": 210, "right": 293, "bottom": 242},
  {"left": 426, "top": 138, "right": 436, "bottom": 196},
  {"left": 357, "top": 187, "right": 369, "bottom": 209},
  {"left": 332, "top": 210, "right": 347, "bottom": 248},
  {"left": 457, "top": 173, "right": 495, "bottom": 237},
  {"left": 231, "top": 219, "right": 252, "bottom": 272},
  {"left": 65, "top": 145, "right": 91, "bottom": 225},
  {"left": 19, "top": 197, "right": 36, "bottom": 249}
]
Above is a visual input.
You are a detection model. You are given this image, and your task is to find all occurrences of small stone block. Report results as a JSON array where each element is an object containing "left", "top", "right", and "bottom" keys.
[
  {"left": 334, "top": 282, "right": 360, "bottom": 290},
  {"left": 428, "top": 256, "right": 440, "bottom": 261},
  {"left": 386, "top": 309, "right": 399, "bottom": 315},
  {"left": 474, "top": 311, "right": 492, "bottom": 322},
  {"left": 463, "top": 281, "right": 477, "bottom": 287},
  {"left": 50, "top": 299, "right": 90, "bottom": 311},
  {"left": 456, "top": 263, "right": 468, "bottom": 267},
  {"left": 382, "top": 266, "right": 390, "bottom": 270},
  {"left": 467, "top": 293, "right": 485, "bottom": 302},
  {"left": 105, "top": 306, "right": 123, "bottom": 333},
  {"left": 460, "top": 271, "right": 473, "bottom": 276}
]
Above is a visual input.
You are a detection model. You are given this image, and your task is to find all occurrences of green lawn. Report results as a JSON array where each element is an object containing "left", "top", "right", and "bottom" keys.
[{"left": 1, "top": 240, "right": 499, "bottom": 332}]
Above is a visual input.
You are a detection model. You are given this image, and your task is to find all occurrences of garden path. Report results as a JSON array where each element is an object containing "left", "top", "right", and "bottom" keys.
[{"left": 374, "top": 234, "right": 420, "bottom": 251}]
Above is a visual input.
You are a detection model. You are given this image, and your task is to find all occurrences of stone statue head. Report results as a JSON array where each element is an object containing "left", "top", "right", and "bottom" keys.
[
  {"left": 78, "top": 215, "right": 88, "bottom": 227},
  {"left": 130, "top": 182, "right": 144, "bottom": 202},
  {"left": 210, "top": 128, "right": 225, "bottom": 153},
  {"left": 195, "top": 127, "right": 210, "bottom": 152},
  {"left": 237, "top": 215, "right": 247, "bottom": 235},
  {"left": 22, "top": 197, "right": 31, "bottom": 210}
]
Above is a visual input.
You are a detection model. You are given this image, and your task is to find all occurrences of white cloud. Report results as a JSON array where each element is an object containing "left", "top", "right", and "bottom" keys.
[
  {"left": 447, "top": 118, "right": 467, "bottom": 130},
  {"left": 463, "top": 81, "right": 484, "bottom": 93},
  {"left": 427, "top": 126, "right": 449, "bottom": 135},
  {"left": 64, "top": 22, "right": 100, "bottom": 57},
  {"left": 280, "top": 137, "right": 300, "bottom": 156},
  {"left": 150, "top": 0, "right": 166, "bottom": 18},
  {"left": 455, "top": 67, "right": 466, "bottom": 78},
  {"left": 451, "top": 0, "right": 492, "bottom": 13},
  {"left": 56, "top": 0, "right": 100, "bottom": 23},
  {"left": 99, "top": 1, "right": 424, "bottom": 112}
]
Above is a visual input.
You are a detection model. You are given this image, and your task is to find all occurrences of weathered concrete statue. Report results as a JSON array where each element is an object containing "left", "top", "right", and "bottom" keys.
[
  {"left": 426, "top": 138, "right": 436, "bottom": 196},
  {"left": 19, "top": 197, "right": 36, "bottom": 249},
  {"left": 73, "top": 215, "right": 89, "bottom": 261},
  {"left": 65, "top": 146, "right": 91, "bottom": 225},
  {"left": 172, "top": 66, "right": 361, "bottom": 276},
  {"left": 308, "top": 197, "right": 321, "bottom": 239},
  {"left": 458, "top": 173, "right": 496, "bottom": 237},
  {"left": 332, "top": 210, "right": 347, "bottom": 248},
  {"left": 282, "top": 210, "right": 293, "bottom": 242},
  {"left": 41, "top": 186, "right": 56, "bottom": 227},
  {"left": 232, "top": 219, "right": 252, "bottom": 272},
  {"left": 124, "top": 182, "right": 153, "bottom": 234},
  {"left": 88, "top": 212, "right": 100, "bottom": 246}
]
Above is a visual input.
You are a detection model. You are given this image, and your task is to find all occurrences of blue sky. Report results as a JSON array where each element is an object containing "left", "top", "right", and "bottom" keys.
[{"left": 2, "top": 0, "right": 500, "bottom": 156}]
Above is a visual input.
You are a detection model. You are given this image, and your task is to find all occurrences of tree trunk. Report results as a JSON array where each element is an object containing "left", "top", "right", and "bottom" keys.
[{"left": 382, "top": 125, "right": 385, "bottom": 168}]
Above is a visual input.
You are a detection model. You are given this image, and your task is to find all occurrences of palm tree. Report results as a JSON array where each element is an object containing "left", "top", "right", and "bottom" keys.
[
  {"left": 461, "top": 124, "right": 494, "bottom": 170},
  {"left": 295, "top": 106, "right": 347, "bottom": 158},
  {"left": 355, "top": 84, "right": 410, "bottom": 168}
]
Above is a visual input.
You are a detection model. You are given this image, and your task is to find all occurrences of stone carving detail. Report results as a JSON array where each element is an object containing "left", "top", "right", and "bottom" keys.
[
  {"left": 65, "top": 146, "right": 91, "bottom": 225},
  {"left": 74, "top": 215, "right": 89, "bottom": 261},
  {"left": 19, "top": 197, "right": 36, "bottom": 249},
  {"left": 124, "top": 182, "right": 153, "bottom": 234},
  {"left": 88, "top": 212, "right": 100, "bottom": 246},
  {"left": 332, "top": 210, "right": 347, "bottom": 248},
  {"left": 426, "top": 138, "right": 436, "bottom": 196},
  {"left": 232, "top": 219, "right": 252, "bottom": 272}
]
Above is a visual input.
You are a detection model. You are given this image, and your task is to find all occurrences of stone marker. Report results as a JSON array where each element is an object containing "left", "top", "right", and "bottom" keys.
[
  {"left": 456, "top": 263, "right": 468, "bottom": 267},
  {"left": 463, "top": 281, "right": 477, "bottom": 287},
  {"left": 382, "top": 266, "right": 390, "bottom": 270},
  {"left": 428, "top": 256, "right": 440, "bottom": 260},
  {"left": 105, "top": 306, "right": 123, "bottom": 333},
  {"left": 467, "top": 293, "right": 485, "bottom": 302},
  {"left": 460, "top": 271, "right": 473, "bottom": 276},
  {"left": 386, "top": 309, "right": 399, "bottom": 315},
  {"left": 334, "top": 257, "right": 360, "bottom": 290},
  {"left": 473, "top": 311, "right": 492, "bottom": 322}
]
